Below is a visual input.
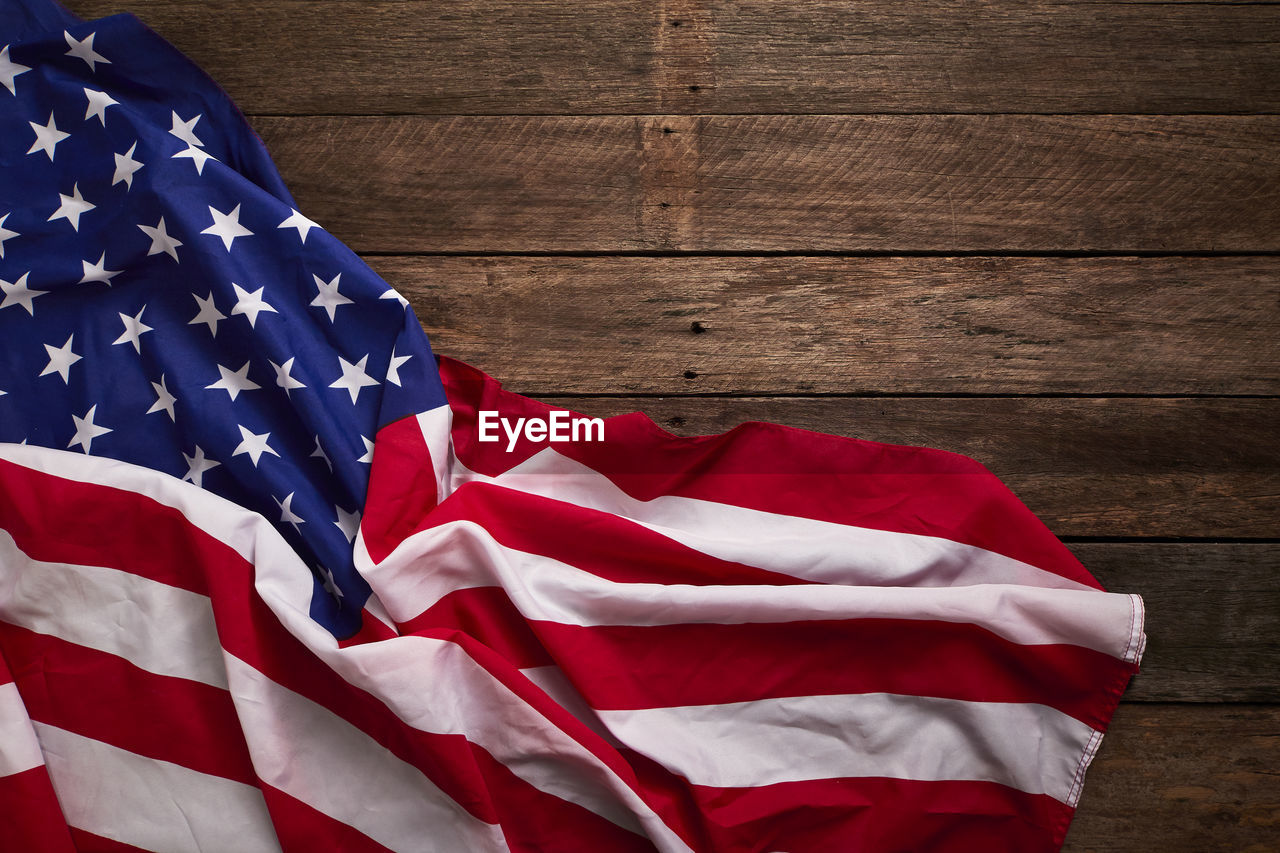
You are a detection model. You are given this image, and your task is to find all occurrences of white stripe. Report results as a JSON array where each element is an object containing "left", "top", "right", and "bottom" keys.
[
  {"left": 445, "top": 445, "right": 1096, "bottom": 592},
  {"left": 367, "top": 517, "right": 1143, "bottom": 661},
  {"left": 597, "top": 692, "right": 1098, "bottom": 805},
  {"left": 0, "top": 527, "right": 228, "bottom": 689},
  {"left": 0, "top": 443, "right": 692, "bottom": 853},
  {"left": 418, "top": 403, "right": 454, "bottom": 502},
  {"left": 33, "top": 722, "right": 280, "bottom": 853},
  {"left": 0, "top": 682, "right": 44, "bottom": 777},
  {"left": 224, "top": 654, "right": 505, "bottom": 853}
]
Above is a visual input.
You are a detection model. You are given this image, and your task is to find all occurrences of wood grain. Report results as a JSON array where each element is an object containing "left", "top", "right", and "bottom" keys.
[
  {"left": 1062, "top": 704, "right": 1280, "bottom": 852},
  {"left": 369, "top": 256, "right": 1280, "bottom": 395},
  {"left": 1068, "top": 545, "right": 1280, "bottom": 703},
  {"left": 256, "top": 115, "right": 1280, "bottom": 253},
  {"left": 527, "top": 396, "right": 1280, "bottom": 539},
  {"left": 65, "top": 1, "right": 1280, "bottom": 115}
]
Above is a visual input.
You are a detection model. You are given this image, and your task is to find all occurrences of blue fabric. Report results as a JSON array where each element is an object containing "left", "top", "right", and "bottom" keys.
[{"left": 0, "top": 0, "right": 448, "bottom": 637}]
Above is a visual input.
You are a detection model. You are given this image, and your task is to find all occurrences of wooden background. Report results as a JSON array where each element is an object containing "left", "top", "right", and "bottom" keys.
[{"left": 67, "top": 2, "right": 1279, "bottom": 850}]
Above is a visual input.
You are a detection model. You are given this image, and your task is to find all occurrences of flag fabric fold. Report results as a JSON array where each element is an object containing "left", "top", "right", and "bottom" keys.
[{"left": 0, "top": 2, "right": 1145, "bottom": 850}]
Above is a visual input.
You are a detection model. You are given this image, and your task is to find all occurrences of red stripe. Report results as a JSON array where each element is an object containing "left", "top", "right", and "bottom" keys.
[
  {"left": 401, "top": 586, "right": 553, "bottom": 669},
  {"left": 0, "top": 456, "right": 667, "bottom": 851},
  {"left": 362, "top": 413, "right": 440, "bottom": 562},
  {"left": 0, "top": 767, "right": 76, "bottom": 853},
  {"left": 401, "top": 586, "right": 1134, "bottom": 728},
  {"left": 0, "top": 623, "right": 257, "bottom": 785},
  {"left": 417, "top": 480, "right": 810, "bottom": 587},
  {"left": 0, "top": 458, "right": 209, "bottom": 596},
  {"left": 542, "top": 620, "right": 1134, "bottom": 730},
  {"left": 621, "top": 748, "right": 1071, "bottom": 853},
  {"left": 438, "top": 355, "right": 1099, "bottom": 588}
]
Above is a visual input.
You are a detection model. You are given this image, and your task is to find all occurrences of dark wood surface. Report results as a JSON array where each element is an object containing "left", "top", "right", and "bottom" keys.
[
  {"left": 73, "top": 1, "right": 1280, "bottom": 115},
  {"left": 254, "top": 115, "right": 1280, "bottom": 253},
  {"left": 371, "top": 256, "right": 1280, "bottom": 394},
  {"left": 64, "top": 1, "right": 1280, "bottom": 849}
]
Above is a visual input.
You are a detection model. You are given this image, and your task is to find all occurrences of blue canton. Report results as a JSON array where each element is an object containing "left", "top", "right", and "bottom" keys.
[{"left": 0, "top": 4, "right": 448, "bottom": 638}]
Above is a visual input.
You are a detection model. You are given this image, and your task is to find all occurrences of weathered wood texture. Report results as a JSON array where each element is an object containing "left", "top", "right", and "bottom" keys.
[
  {"left": 1069, "top": 545, "right": 1279, "bottom": 703},
  {"left": 66, "top": 1, "right": 1280, "bottom": 115},
  {"left": 371, "top": 256, "right": 1280, "bottom": 395},
  {"left": 525, "top": 396, "right": 1280, "bottom": 539},
  {"left": 1062, "top": 704, "right": 1280, "bottom": 852},
  {"left": 255, "top": 115, "right": 1280, "bottom": 253}
]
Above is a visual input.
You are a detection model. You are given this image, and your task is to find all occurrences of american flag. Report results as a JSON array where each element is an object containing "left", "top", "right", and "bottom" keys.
[{"left": 0, "top": 1, "right": 1145, "bottom": 850}]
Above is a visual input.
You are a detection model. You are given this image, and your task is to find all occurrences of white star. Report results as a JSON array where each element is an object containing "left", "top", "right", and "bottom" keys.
[
  {"left": 357, "top": 435, "right": 375, "bottom": 464},
  {"left": 168, "top": 111, "right": 203, "bottom": 147},
  {"left": 79, "top": 251, "right": 121, "bottom": 285},
  {"left": 201, "top": 204, "right": 252, "bottom": 251},
  {"left": 330, "top": 354, "right": 379, "bottom": 404},
  {"left": 113, "top": 141, "right": 144, "bottom": 190},
  {"left": 206, "top": 362, "right": 261, "bottom": 401},
  {"left": 40, "top": 334, "right": 81, "bottom": 383},
  {"left": 319, "top": 566, "right": 344, "bottom": 602},
  {"left": 270, "top": 356, "right": 306, "bottom": 393},
  {"left": 83, "top": 87, "right": 118, "bottom": 125},
  {"left": 182, "top": 445, "right": 219, "bottom": 487},
  {"left": 334, "top": 505, "right": 361, "bottom": 543},
  {"left": 112, "top": 306, "right": 153, "bottom": 353},
  {"left": 232, "top": 425, "right": 278, "bottom": 467},
  {"left": 27, "top": 113, "right": 69, "bottom": 161},
  {"left": 319, "top": 568, "right": 345, "bottom": 603},
  {"left": 380, "top": 287, "right": 410, "bottom": 309},
  {"left": 67, "top": 404, "right": 111, "bottom": 453},
  {"left": 64, "top": 30, "right": 110, "bottom": 71},
  {"left": 173, "top": 144, "right": 217, "bottom": 175},
  {"left": 230, "top": 282, "right": 277, "bottom": 328},
  {"left": 139, "top": 216, "right": 182, "bottom": 261},
  {"left": 386, "top": 348, "right": 412, "bottom": 386},
  {"left": 274, "top": 492, "right": 306, "bottom": 531},
  {"left": 310, "top": 273, "right": 352, "bottom": 322},
  {"left": 0, "top": 273, "right": 44, "bottom": 315},
  {"left": 0, "top": 213, "right": 17, "bottom": 258},
  {"left": 0, "top": 45, "right": 29, "bottom": 95},
  {"left": 49, "top": 183, "right": 94, "bottom": 232},
  {"left": 148, "top": 373, "right": 177, "bottom": 421},
  {"left": 311, "top": 436, "right": 332, "bottom": 472},
  {"left": 188, "top": 292, "right": 225, "bottom": 336},
  {"left": 278, "top": 208, "right": 319, "bottom": 242}
]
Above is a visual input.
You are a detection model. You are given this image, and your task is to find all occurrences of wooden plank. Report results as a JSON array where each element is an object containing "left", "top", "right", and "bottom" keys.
[
  {"left": 1069, "top": 545, "right": 1280, "bottom": 703},
  {"left": 64, "top": 1, "right": 1280, "bottom": 115},
  {"left": 370, "top": 256, "right": 1280, "bottom": 394},
  {"left": 258, "top": 115, "right": 1280, "bottom": 253},
  {"left": 1064, "top": 704, "right": 1280, "bottom": 852},
  {"left": 525, "top": 397, "right": 1280, "bottom": 539}
]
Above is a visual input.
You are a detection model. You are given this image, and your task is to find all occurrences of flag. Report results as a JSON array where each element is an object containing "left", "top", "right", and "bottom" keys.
[{"left": 0, "top": 2, "right": 1146, "bottom": 850}]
